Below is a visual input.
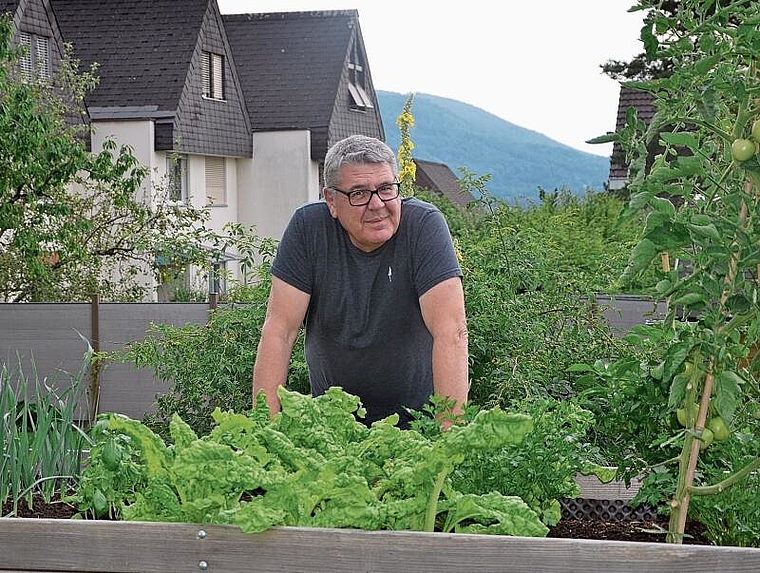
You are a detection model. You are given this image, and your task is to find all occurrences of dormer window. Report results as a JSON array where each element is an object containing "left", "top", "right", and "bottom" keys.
[
  {"left": 18, "top": 32, "right": 51, "bottom": 81},
  {"left": 202, "top": 51, "right": 225, "bottom": 100},
  {"left": 347, "top": 40, "right": 373, "bottom": 110}
]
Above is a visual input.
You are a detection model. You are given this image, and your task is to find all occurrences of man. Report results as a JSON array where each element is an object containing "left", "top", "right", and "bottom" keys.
[{"left": 252, "top": 135, "right": 468, "bottom": 428}]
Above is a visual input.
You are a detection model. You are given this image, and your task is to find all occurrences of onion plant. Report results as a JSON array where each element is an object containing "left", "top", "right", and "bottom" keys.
[{"left": 1, "top": 351, "right": 91, "bottom": 516}]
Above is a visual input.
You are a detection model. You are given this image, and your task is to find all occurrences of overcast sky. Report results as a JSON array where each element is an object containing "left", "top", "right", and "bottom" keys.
[{"left": 217, "top": 1, "right": 646, "bottom": 157}]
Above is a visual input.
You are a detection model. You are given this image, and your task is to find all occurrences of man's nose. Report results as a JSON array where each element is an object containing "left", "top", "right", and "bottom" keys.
[{"left": 367, "top": 190, "right": 385, "bottom": 207}]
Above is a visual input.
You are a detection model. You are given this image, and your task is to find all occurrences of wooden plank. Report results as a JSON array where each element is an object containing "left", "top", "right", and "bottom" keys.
[
  {"left": 1, "top": 519, "right": 759, "bottom": 573},
  {"left": 574, "top": 474, "right": 642, "bottom": 501}
]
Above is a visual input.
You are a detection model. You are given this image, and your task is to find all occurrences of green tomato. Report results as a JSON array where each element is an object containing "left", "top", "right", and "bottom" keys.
[
  {"left": 731, "top": 138, "right": 756, "bottom": 162},
  {"left": 707, "top": 417, "right": 730, "bottom": 441},
  {"left": 699, "top": 428, "right": 714, "bottom": 450},
  {"left": 752, "top": 119, "right": 760, "bottom": 142},
  {"left": 676, "top": 403, "right": 699, "bottom": 427}
]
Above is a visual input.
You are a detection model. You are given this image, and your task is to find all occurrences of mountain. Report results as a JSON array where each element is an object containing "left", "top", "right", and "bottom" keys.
[{"left": 376, "top": 91, "right": 611, "bottom": 204}]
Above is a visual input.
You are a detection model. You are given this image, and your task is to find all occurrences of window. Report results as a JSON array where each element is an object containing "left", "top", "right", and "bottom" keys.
[
  {"left": 201, "top": 51, "right": 224, "bottom": 100},
  {"left": 167, "top": 154, "right": 188, "bottom": 202},
  {"left": 18, "top": 32, "right": 51, "bottom": 81},
  {"left": 205, "top": 156, "right": 226, "bottom": 205},
  {"left": 347, "top": 41, "right": 373, "bottom": 110}
]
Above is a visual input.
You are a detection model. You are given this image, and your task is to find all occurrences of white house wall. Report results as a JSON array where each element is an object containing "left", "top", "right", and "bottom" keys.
[
  {"left": 238, "top": 130, "right": 321, "bottom": 242},
  {"left": 89, "top": 120, "right": 243, "bottom": 297}
]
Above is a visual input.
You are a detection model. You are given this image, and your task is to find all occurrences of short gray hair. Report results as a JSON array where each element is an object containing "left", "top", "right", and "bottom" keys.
[{"left": 323, "top": 135, "right": 398, "bottom": 189}]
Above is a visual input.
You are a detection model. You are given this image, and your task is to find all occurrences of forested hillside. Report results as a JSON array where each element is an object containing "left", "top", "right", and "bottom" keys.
[{"left": 378, "top": 91, "right": 612, "bottom": 203}]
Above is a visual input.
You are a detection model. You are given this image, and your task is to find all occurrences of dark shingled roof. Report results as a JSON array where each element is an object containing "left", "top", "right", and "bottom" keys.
[
  {"left": 0, "top": 1, "right": 18, "bottom": 15},
  {"left": 223, "top": 10, "right": 354, "bottom": 136},
  {"left": 50, "top": 0, "right": 208, "bottom": 113},
  {"left": 414, "top": 159, "right": 475, "bottom": 209},
  {"left": 609, "top": 86, "right": 656, "bottom": 184}
]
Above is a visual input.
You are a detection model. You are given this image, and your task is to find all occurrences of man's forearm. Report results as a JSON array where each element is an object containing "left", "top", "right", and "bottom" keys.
[
  {"left": 432, "top": 329, "right": 470, "bottom": 416},
  {"left": 252, "top": 333, "right": 295, "bottom": 416}
]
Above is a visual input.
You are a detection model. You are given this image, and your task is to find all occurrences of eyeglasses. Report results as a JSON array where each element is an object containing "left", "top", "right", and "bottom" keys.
[{"left": 328, "top": 182, "right": 401, "bottom": 206}]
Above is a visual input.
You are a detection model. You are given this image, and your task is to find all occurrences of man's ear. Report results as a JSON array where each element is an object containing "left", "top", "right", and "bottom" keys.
[{"left": 324, "top": 189, "right": 338, "bottom": 218}]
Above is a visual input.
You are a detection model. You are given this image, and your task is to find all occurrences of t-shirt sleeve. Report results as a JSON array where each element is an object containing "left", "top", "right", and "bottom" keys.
[
  {"left": 413, "top": 208, "right": 462, "bottom": 297},
  {"left": 270, "top": 208, "right": 313, "bottom": 295}
]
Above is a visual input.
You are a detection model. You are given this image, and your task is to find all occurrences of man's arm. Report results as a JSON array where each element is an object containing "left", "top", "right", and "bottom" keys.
[
  {"left": 253, "top": 276, "right": 310, "bottom": 416},
  {"left": 419, "top": 276, "right": 469, "bottom": 424}
]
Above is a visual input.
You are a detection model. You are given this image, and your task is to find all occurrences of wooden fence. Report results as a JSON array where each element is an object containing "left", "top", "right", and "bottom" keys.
[
  {"left": 0, "top": 297, "right": 211, "bottom": 420},
  {"left": 0, "top": 295, "right": 667, "bottom": 422}
]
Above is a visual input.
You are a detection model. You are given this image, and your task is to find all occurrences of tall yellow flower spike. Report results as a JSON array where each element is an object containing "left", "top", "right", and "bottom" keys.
[{"left": 396, "top": 93, "right": 416, "bottom": 194}]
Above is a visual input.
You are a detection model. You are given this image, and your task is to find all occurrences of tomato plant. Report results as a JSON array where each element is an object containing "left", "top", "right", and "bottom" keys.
[{"left": 603, "top": 0, "right": 760, "bottom": 544}]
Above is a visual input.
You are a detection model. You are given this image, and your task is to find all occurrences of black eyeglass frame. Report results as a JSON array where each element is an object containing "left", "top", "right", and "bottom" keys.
[{"left": 328, "top": 181, "right": 401, "bottom": 206}]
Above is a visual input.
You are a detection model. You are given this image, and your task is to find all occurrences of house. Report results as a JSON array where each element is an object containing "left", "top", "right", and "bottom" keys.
[
  {"left": 413, "top": 158, "right": 475, "bottom": 209},
  {"left": 608, "top": 86, "right": 656, "bottom": 190},
  {"left": 222, "top": 10, "right": 384, "bottom": 241},
  {"left": 4, "top": 0, "right": 385, "bottom": 299}
]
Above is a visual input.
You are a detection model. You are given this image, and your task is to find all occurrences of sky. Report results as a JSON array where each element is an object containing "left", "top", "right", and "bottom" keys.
[{"left": 217, "top": 1, "right": 646, "bottom": 157}]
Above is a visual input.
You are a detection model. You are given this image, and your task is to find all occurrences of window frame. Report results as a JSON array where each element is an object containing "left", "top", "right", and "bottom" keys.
[
  {"left": 18, "top": 31, "right": 52, "bottom": 81},
  {"left": 347, "top": 41, "right": 373, "bottom": 111},
  {"left": 201, "top": 51, "right": 225, "bottom": 101}
]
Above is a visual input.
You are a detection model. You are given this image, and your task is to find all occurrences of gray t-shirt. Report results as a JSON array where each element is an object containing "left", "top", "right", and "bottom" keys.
[{"left": 271, "top": 197, "right": 462, "bottom": 426}]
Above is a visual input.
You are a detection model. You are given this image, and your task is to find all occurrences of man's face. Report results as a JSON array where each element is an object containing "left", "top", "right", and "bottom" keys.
[{"left": 324, "top": 162, "right": 401, "bottom": 252}]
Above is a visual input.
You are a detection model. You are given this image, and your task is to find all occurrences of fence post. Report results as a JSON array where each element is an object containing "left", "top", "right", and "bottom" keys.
[{"left": 89, "top": 293, "right": 101, "bottom": 423}]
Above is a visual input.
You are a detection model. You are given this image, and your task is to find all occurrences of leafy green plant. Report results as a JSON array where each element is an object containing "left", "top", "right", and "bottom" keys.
[
  {"left": 1, "top": 352, "right": 90, "bottom": 515},
  {"left": 445, "top": 181, "right": 642, "bottom": 408},
  {"left": 448, "top": 397, "right": 601, "bottom": 526},
  {"left": 71, "top": 387, "right": 549, "bottom": 537},
  {"left": 111, "top": 283, "right": 308, "bottom": 438},
  {"left": 589, "top": 0, "right": 760, "bottom": 543}
]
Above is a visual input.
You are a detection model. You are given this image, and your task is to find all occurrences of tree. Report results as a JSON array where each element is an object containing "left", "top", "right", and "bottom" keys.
[{"left": 0, "top": 17, "right": 220, "bottom": 302}]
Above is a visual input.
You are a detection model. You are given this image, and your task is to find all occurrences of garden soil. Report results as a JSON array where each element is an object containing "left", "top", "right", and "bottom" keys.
[{"left": 3, "top": 494, "right": 712, "bottom": 545}]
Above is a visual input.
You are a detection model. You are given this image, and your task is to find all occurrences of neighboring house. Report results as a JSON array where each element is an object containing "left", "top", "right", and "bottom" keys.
[
  {"left": 50, "top": 0, "right": 251, "bottom": 298},
  {"left": 413, "top": 158, "right": 475, "bottom": 209},
  {"left": 15, "top": 1, "right": 383, "bottom": 300},
  {"left": 223, "top": 10, "right": 384, "bottom": 241},
  {"left": 608, "top": 86, "right": 656, "bottom": 190}
]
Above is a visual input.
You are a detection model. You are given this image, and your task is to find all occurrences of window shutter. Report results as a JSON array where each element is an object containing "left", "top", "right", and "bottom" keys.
[
  {"left": 212, "top": 53, "right": 224, "bottom": 99},
  {"left": 201, "top": 52, "right": 211, "bottom": 98},
  {"left": 205, "top": 156, "right": 226, "bottom": 205},
  {"left": 36, "top": 36, "right": 51, "bottom": 79},
  {"left": 18, "top": 32, "right": 32, "bottom": 78}
]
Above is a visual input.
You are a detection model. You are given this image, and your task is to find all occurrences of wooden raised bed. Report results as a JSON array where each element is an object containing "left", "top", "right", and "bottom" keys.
[{"left": 1, "top": 518, "right": 760, "bottom": 573}]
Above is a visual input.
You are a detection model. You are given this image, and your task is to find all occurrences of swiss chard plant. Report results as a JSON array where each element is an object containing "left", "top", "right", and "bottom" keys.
[
  {"left": 70, "top": 387, "right": 550, "bottom": 537},
  {"left": 590, "top": 0, "right": 760, "bottom": 543}
]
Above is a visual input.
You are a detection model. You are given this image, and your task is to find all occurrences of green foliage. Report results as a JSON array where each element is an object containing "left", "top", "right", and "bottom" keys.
[
  {"left": 71, "top": 387, "right": 549, "bottom": 537},
  {"left": 0, "top": 17, "right": 220, "bottom": 302},
  {"left": 601, "top": 0, "right": 760, "bottom": 542},
  {"left": 689, "top": 436, "right": 760, "bottom": 547},
  {"left": 1, "top": 352, "right": 90, "bottom": 514},
  {"left": 434, "top": 178, "right": 646, "bottom": 409},
  {"left": 449, "top": 397, "right": 600, "bottom": 527},
  {"left": 113, "top": 277, "right": 309, "bottom": 438}
]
